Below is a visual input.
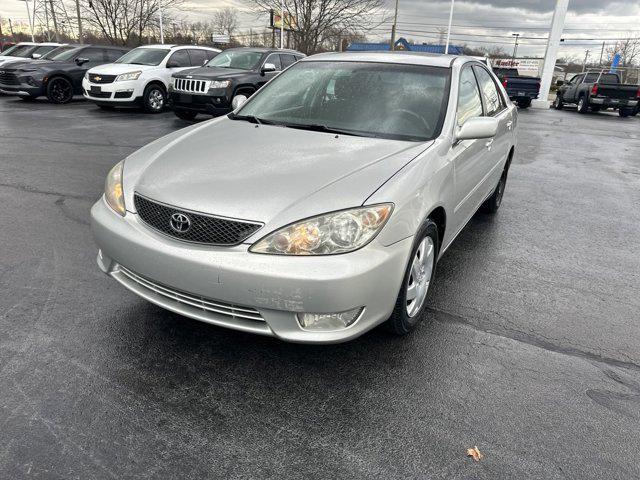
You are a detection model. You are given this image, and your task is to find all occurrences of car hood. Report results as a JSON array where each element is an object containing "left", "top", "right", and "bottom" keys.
[
  {"left": 7, "top": 59, "right": 70, "bottom": 72},
  {"left": 173, "top": 66, "right": 249, "bottom": 80},
  {"left": 125, "top": 118, "right": 431, "bottom": 236},
  {"left": 0, "top": 56, "right": 30, "bottom": 66},
  {"left": 88, "top": 63, "right": 158, "bottom": 75}
]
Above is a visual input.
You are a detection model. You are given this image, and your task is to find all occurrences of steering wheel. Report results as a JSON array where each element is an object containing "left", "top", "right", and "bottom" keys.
[{"left": 386, "top": 108, "right": 431, "bottom": 135}]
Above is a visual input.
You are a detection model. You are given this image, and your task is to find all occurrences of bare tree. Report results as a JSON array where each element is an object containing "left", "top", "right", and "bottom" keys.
[
  {"left": 212, "top": 7, "right": 239, "bottom": 37},
  {"left": 248, "top": 0, "right": 387, "bottom": 54},
  {"left": 80, "top": 0, "right": 180, "bottom": 46},
  {"left": 606, "top": 35, "right": 640, "bottom": 67}
]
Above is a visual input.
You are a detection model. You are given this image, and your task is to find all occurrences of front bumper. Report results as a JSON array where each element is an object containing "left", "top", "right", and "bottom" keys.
[
  {"left": 0, "top": 83, "right": 43, "bottom": 97},
  {"left": 169, "top": 89, "right": 232, "bottom": 116},
  {"left": 91, "top": 197, "right": 413, "bottom": 344},
  {"left": 82, "top": 77, "right": 143, "bottom": 104}
]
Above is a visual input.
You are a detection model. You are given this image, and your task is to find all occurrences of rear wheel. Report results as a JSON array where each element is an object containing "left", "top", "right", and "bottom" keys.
[
  {"left": 174, "top": 109, "right": 198, "bottom": 120},
  {"left": 577, "top": 96, "right": 589, "bottom": 113},
  {"left": 46, "top": 77, "right": 73, "bottom": 104},
  {"left": 517, "top": 98, "right": 531, "bottom": 109},
  {"left": 553, "top": 94, "right": 563, "bottom": 110},
  {"left": 619, "top": 107, "right": 632, "bottom": 117},
  {"left": 142, "top": 84, "right": 166, "bottom": 113},
  {"left": 385, "top": 221, "right": 438, "bottom": 336},
  {"left": 481, "top": 166, "right": 509, "bottom": 214}
]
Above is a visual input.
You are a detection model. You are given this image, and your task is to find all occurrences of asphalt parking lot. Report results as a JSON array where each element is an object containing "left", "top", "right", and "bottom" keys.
[{"left": 1, "top": 96, "right": 639, "bottom": 479}]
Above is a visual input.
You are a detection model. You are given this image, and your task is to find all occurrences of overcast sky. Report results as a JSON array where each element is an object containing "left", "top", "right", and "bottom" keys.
[{"left": 2, "top": 0, "right": 639, "bottom": 60}]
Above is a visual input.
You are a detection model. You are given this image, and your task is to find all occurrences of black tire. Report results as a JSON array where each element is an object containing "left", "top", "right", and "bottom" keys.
[
  {"left": 553, "top": 94, "right": 563, "bottom": 110},
  {"left": 577, "top": 96, "right": 589, "bottom": 114},
  {"left": 590, "top": 106, "right": 601, "bottom": 112},
  {"left": 174, "top": 109, "right": 198, "bottom": 120},
  {"left": 142, "top": 84, "right": 166, "bottom": 113},
  {"left": 618, "top": 108, "right": 632, "bottom": 118},
  {"left": 385, "top": 220, "right": 439, "bottom": 336},
  {"left": 517, "top": 98, "right": 531, "bottom": 109},
  {"left": 631, "top": 106, "right": 639, "bottom": 117},
  {"left": 46, "top": 76, "right": 73, "bottom": 104},
  {"left": 481, "top": 167, "right": 509, "bottom": 214},
  {"left": 20, "top": 95, "right": 36, "bottom": 102},
  {"left": 98, "top": 105, "right": 115, "bottom": 110}
]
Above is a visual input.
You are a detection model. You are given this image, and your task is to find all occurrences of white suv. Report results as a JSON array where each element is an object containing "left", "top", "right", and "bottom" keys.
[{"left": 82, "top": 44, "right": 220, "bottom": 112}]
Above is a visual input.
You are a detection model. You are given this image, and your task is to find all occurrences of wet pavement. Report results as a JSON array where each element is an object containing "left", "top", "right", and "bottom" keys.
[{"left": 1, "top": 96, "right": 639, "bottom": 479}]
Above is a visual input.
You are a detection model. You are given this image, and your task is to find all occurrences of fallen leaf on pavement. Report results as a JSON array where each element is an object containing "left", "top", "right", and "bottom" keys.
[{"left": 467, "top": 446, "right": 483, "bottom": 461}]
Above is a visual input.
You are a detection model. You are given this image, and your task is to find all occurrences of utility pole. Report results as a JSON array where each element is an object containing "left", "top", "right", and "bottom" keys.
[
  {"left": 444, "top": 0, "right": 455, "bottom": 54},
  {"left": 390, "top": 0, "right": 399, "bottom": 51},
  {"left": 511, "top": 33, "right": 520, "bottom": 64},
  {"left": 8, "top": 18, "right": 15, "bottom": 38},
  {"left": 531, "top": 0, "right": 570, "bottom": 109},
  {"left": 280, "top": 0, "right": 284, "bottom": 49},
  {"left": 159, "top": 5, "right": 164, "bottom": 44},
  {"left": 19, "top": 0, "right": 35, "bottom": 42},
  {"left": 48, "top": 0, "right": 60, "bottom": 43},
  {"left": 599, "top": 41, "right": 605, "bottom": 65},
  {"left": 75, "top": 0, "right": 83, "bottom": 43},
  {"left": 581, "top": 49, "right": 590, "bottom": 72}
]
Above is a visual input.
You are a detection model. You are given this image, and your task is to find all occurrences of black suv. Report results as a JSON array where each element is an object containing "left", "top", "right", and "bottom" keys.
[
  {"left": 169, "top": 47, "right": 305, "bottom": 120},
  {"left": 0, "top": 44, "right": 129, "bottom": 103}
]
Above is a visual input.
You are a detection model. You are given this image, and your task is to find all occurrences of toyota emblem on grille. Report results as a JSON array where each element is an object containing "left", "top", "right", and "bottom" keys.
[{"left": 170, "top": 212, "right": 191, "bottom": 233}]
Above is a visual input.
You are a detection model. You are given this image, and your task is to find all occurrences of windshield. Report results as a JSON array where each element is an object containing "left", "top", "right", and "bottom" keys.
[
  {"left": 41, "top": 45, "right": 75, "bottom": 60},
  {"left": 31, "top": 45, "right": 58, "bottom": 57},
  {"left": 584, "top": 73, "right": 620, "bottom": 84},
  {"left": 206, "top": 50, "right": 263, "bottom": 70},
  {"left": 115, "top": 47, "right": 169, "bottom": 66},
  {"left": 48, "top": 46, "right": 83, "bottom": 62},
  {"left": 236, "top": 61, "right": 451, "bottom": 142},
  {"left": 1, "top": 44, "right": 21, "bottom": 56},
  {"left": 4, "top": 45, "right": 36, "bottom": 58}
]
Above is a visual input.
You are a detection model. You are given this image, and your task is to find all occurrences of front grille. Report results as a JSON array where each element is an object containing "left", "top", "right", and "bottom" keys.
[
  {"left": 134, "top": 193, "right": 263, "bottom": 246},
  {"left": 0, "top": 71, "right": 19, "bottom": 85},
  {"left": 89, "top": 73, "right": 116, "bottom": 84},
  {"left": 174, "top": 78, "right": 210, "bottom": 94},
  {"left": 87, "top": 90, "right": 112, "bottom": 98},
  {"left": 114, "top": 91, "right": 133, "bottom": 99},
  {"left": 117, "top": 266, "right": 265, "bottom": 322}
]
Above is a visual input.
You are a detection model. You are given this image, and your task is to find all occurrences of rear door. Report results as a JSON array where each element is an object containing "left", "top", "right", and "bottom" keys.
[{"left": 451, "top": 64, "right": 489, "bottom": 232}]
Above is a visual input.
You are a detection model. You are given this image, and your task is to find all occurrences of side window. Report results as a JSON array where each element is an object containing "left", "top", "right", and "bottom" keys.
[
  {"left": 168, "top": 50, "right": 190, "bottom": 68},
  {"left": 474, "top": 66, "right": 503, "bottom": 116},
  {"left": 105, "top": 49, "right": 124, "bottom": 62},
  {"left": 188, "top": 49, "right": 207, "bottom": 66},
  {"left": 568, "top": 74, "right": 582, "bottom": 84},
  {"left": 81, "top": 48, "right": 106, "bottom": 62},
  {"left": 205, "top": 50, "right": 219, "bottom": 61},
  {"left": 457, "top": 66, "right": 483, "bottom": 126},
  {"left": 264, "top": 53, "right": 282, "bottom": 71},
  {"left": 280, "top": 54, "right": 297, "bottom": 69}
]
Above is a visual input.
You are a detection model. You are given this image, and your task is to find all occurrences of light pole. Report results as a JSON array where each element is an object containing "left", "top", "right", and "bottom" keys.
[
  {"left": 390, "top": 0, "right": 399, "bottom": 51},
  {"left": 75, "top": 0, "right": 83, "bottom": 43},
  {"left": 280, "top": 0, "right": 285, "bottom": 49},
  {"left": 581, "top": 49, "right": 590, "bottom": 72},
  {"left": 511, "top": 33, "right": 520, "bottom": 64},
  {"left": 159, "top": 4, "right": 164, "bottom": 44},
  {"left": 444, "top": 0, "right": 455, "bottom": 54},
  {"left": 18, "top": 0, "right": 35, "bottom": 42}
]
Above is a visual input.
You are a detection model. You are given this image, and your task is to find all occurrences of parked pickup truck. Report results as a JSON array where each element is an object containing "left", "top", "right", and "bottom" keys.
[
  {"left": 493, "top": 67, "right": 540, "bottom": 109},
  {"left": 554, "top": 71, "right": 640, "bottom": 116}
]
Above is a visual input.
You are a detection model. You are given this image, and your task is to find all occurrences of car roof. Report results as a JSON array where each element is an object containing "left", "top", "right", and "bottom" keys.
[
  {"left": 137, "top": 44, "right": 218, "bottom": 50},
  {"left": 224, "top": 47, "right": 304, "bottom": 55},
  {"left": 302, "top": 51, "right": 475, "bottom": 67}
]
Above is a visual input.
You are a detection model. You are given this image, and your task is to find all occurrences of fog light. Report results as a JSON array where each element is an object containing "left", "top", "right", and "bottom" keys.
[{"left": 296, "top": 307, "right": 364, "bottom": 331}]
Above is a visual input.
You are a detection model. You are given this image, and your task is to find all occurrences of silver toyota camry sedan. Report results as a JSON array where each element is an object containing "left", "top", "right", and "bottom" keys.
[{"left": 91, "top": 51, "right": 517, "bottom": 343}]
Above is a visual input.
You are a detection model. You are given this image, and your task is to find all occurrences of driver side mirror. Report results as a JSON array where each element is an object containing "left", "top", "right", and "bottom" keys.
[
  {"left": 261, "top": 63, "right": 277, "bottom": 75},
  {"left": 455, "top": 117, "right": 499, "bottom": 141},
  {"left": 556, "top": 79, "right": 564, "bottom": 87},
  {"left": 75, "top": 57, "right": 89, "bottom": 66}
]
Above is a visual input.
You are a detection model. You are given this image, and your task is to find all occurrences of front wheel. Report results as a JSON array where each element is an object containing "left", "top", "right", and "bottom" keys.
[
  {"left": 553, "top": 94, "right": 563, "bottom": 110},
  {"left": 142, "top": 84, "right": 166, "bottom": 113},
  {"left": 46, "top": 77, "right": 73, "bottom": 104},
  {"left": 174, "top": 109, "right": 198, "bottom": 120},
  {"left": 385, "top": 221, "right": 438, "bottom": 336}
]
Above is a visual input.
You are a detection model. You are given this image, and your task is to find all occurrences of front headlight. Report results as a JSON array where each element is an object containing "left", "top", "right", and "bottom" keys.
[
  {"left": 115, "top": 71, "right": 142, "bottom": 82},
  {"left": 250, "top": 204, "right": 393, "bottom": 255},
  {"left": 104, "top": 161, "right": 126, "bottom": 216},
  {"left": 209, "top": 80, "right": 231, "bottom": 89}
]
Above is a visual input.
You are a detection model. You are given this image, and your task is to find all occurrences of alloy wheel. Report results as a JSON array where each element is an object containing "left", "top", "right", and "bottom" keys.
[
  {"left": 51, "top": 79, "right": 72, "bottom": 103},
  {"left": 406, "top": 236, "right": 435, "bottom": 317},
  {"left": 148, "top": 89, "right": 164, "bottom": 111}
]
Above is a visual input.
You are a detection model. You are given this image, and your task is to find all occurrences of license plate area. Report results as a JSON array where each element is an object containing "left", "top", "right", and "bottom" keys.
[{"left": 90, "top": 86, "right": 102, "bottom": 94}]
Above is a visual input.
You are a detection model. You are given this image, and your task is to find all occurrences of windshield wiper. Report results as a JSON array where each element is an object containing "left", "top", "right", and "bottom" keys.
[
  {"left": 276, "top": 122, "right": 375, "bottom": 138},
  {"left": 228, "top": 113, "right": 272, "bottom": 125}
]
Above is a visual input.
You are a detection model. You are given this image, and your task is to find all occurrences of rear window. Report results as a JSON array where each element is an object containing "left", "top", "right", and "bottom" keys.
[{"left": 584, "top": 73, "right": 619, "bottom": 84}]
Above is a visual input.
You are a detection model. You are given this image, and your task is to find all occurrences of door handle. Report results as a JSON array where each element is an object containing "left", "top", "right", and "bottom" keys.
[
  {"left": 506, "top": 121, "right": 513, "bottom": 130},
  {"left": 485, "top": 139, "right": 494, "bottom": 150}
]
